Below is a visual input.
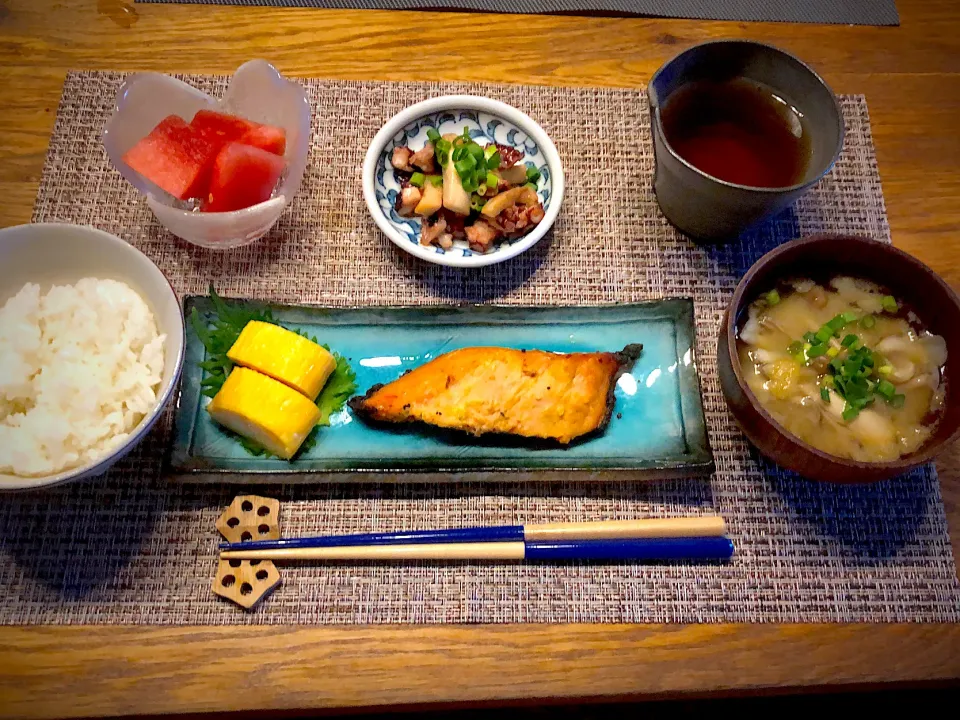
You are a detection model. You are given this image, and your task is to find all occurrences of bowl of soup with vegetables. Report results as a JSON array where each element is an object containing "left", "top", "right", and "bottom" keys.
[{"left": 718, "top": 234, "right": 960, "bottom": 483}]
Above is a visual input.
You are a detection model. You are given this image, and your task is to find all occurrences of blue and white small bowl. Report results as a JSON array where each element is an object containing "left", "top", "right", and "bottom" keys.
[{"left": 362, "top": 95, "right": 564, "bottom": 268}]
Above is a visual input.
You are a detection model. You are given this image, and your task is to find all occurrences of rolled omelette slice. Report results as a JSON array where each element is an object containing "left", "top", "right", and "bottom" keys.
[
  {"left": 208, "top": 366, "right": 321, "bottom": 459},
  {"left": 348, "top": 344, "right": 642, "bottom": 444},
  {"left": 227, "top": 320, "right": 336, "bottom": 401}
]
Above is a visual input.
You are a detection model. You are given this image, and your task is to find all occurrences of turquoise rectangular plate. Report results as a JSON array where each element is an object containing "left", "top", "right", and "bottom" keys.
[{"left": 169, "top": 298, "right": 713, "bottom": 481}]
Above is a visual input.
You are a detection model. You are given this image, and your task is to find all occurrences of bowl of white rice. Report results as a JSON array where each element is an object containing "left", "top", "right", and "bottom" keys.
[{"left": 0, "top": 223, "right": 185, "bottom": 490}]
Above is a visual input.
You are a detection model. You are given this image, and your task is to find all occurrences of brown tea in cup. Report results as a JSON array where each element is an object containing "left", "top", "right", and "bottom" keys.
[{"left": 659, "top": 77, "right": 812, "bottom": 189}]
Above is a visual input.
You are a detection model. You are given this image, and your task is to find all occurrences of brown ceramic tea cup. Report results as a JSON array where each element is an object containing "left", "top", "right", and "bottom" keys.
[{"left": 648, "top": 40, "right": 844, "bottom": 242}]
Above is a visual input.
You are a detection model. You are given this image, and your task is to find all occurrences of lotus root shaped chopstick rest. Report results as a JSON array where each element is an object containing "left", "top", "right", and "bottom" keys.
[
  {"left": 214, "top": 495, "right": 281, "bottom": 610},
  {"left": 217, "top": 495, "right": 281, "bottom": 542}
]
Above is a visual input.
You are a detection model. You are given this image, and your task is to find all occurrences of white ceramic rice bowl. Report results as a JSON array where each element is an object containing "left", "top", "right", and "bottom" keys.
[{"left": 0, "top": 223, "right": 185, "bottom": 490}]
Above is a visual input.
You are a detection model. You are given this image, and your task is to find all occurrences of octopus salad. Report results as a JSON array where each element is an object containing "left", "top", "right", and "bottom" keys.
[{"left": 391, "top": 127, "right": 545, "bottom": 253}]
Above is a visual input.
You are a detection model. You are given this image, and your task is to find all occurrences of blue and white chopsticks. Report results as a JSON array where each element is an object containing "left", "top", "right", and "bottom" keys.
[{"left": 219, "top": 517, "right": 733, "bottom": 562}]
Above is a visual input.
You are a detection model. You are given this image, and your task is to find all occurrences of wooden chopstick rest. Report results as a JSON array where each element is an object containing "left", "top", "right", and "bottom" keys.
[
  {"left": 216, "top": 495, "right": 281, "bottom": 543},
  {"left": 213, "top": 495, "right": 282, "bottom": 610},
  {"left": 213, "top": 556, "right": 281, "bottom": 610}
]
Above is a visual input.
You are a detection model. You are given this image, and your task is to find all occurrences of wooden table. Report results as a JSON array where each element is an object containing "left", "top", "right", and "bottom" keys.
[{"left": 1, "top": 0, "right": 959, "bottom": 716}]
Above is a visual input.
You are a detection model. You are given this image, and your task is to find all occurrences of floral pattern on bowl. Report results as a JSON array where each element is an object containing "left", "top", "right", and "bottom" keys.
[{"left": 363, "top": 96, "right": 564, "bottom": 268}]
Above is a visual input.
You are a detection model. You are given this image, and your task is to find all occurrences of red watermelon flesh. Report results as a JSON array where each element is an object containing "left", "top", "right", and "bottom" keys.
[
  {"left": 191, "top": 110, "right": 286, "bottom": 155},
  {"left": 238, "top": 125, "right": 287, "bottom": 156},
  {"left": 121, "top": 114, "right": 220, "bottom": 200},
  {"left": 204, "top": 142, "right": 287, "bottom": 213},
  {"left": 190, "top": 109, "right": 258, "bottom": 144}
]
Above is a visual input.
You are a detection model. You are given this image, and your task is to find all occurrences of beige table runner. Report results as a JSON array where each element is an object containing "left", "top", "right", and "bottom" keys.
[{"left": 1, "top": 73, "right": 957, "bottom": 624}]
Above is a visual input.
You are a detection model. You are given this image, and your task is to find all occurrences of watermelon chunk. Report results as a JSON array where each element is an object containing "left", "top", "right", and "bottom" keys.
[
  {"left": 238, "top": 125, "right": 287, "bottom": 156},
  {"left": 190, "top": 109, "right": 259, "bottom": 144},
  {"left": 204, "top": 142, "right": 286, "bottom": 213},
  {"left": 121, "top": 115, "right": 220, "bottom": 200},
  {"left": 192, "top": 110, "right": 286, "bottom": 155}
]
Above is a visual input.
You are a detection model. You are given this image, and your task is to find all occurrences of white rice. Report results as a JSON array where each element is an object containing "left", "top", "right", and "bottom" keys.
[{"left": 0, "top": 278, "right": 165, "bottom": 478}]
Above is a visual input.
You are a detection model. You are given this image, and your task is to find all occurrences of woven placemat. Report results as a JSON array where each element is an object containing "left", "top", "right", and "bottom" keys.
[
  {"left": 1, "top": 72, "right": 957, "bottom": 625},
  {"left": 136, "top": 0, "right": 900, "bottom": 26}
]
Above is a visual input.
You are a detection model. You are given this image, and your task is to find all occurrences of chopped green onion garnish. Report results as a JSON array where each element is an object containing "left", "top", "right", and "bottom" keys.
[
  {"left": 409, "top": 172, "right": 425, "bottom": 188},
  {"left": 878, "top": 364, "right": 892, "bottom": 376},
  {"left": 827, "top": 347, "right": 840, "bottom": 358},
  {"left": 766, "top": 289, "right": 781, "bottom": 306},
  {"left": 426, "top": 175, "right": 442, "bottom": 187},
  {"left": 483, "top": 145, "right": 501, "bottom": 171},
  {"left": 525, "top": 166, "right": 541, "bottom": 184},
  {"left": 860, "top": 315, "right": 876, "bottom": 329},
  {"left": 787, "top": 341, "right": 803, "bottom": 355},
  {"left": 822, "top": 375, "right": 835, "bottom": 388},
  {"left": 842, "top": 403, "right": 860, "bottom": 422},
  {"left": 815, "top": 327, "right": 833, "bottom": 344},
  {"left": 841, "top": 334, "right": 858, "bottom": 348},
  {"left": 803, "top": 331, "right": 817, "bottom": 344},
  {"left": 841, "top": 311, "right": 858, "bottom": 323},
  {"left": 470, "top": 195, "right": 486, "bottom": 212},
  {"left": 523, "top": 182, "right": 537, "bottom": 192},
  {"left": 486, "top": 172, "right": 498, "bottom": 189},
  {"left": 890, "top": 393, "right": 906, "bottom": 409},
  {"left": 807, "top": 344, "right": 828, "bottom": 358},
  {"left": 881, "top": 295, "right": 899, "bottom": 313},
  {"left": 826, "top": 315, "right": 847, "bottom": 333},
  {"left": 876, "top": 379, "right": 896, "bottom": 400},
  {"left": 820, "top": 388, "right": 830, "bottom": 402},
  {"left": 454, "top": 158, "right": 476, "bottom": 178},
  {"left": 435, "top": 139, "right": 452, "bottom": 165},
  {"left": 426, "top": 128, "right": 441, "bottom": 143}
]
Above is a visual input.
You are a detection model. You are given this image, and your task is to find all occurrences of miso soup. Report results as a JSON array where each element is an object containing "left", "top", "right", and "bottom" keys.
[{"left": 737, "top": 277, "right": 947, "bottom": 462}]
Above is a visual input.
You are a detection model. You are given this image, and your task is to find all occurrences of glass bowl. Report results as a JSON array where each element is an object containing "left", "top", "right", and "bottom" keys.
[{"left": 102, "top": 60, "right": 310, "bottom": 249}]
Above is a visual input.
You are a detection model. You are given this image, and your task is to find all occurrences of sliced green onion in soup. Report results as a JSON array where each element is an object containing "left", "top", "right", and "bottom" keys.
[{"left": 876, "top": 379, "right": 897, "bottom": 400}]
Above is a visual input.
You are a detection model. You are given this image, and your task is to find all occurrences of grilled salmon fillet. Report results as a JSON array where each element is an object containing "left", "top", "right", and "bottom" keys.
[{"left": 348, "top": 344, "right": 642, "bottom": 444}]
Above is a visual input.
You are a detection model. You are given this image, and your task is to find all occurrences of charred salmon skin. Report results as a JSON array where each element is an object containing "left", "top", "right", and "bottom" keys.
[{"left": 348, "top": 344, "right": 642, "bottom": 444}]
